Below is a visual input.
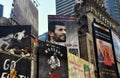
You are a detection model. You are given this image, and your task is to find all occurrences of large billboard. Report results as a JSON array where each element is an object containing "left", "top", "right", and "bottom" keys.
[
  {"left": 47, "top": 15, "right": 80, "bottom": 56},
  {"left": 12, "top": 0, "right": 38, "bottom": 36},
  {"left": 38, "top": 41, "right": 68, "bottom": 78},
  {"left": 0, "top": 52, "right": 31, "bottom": 78},
  {"left": 92, "top": 20, "right": 118, "bottom": 78},
  {"left": 111, "top": 31, "right": 120, "bottom": 77},
  {"left": 0, "top": 26, "right": 31, "bottom": 55}
]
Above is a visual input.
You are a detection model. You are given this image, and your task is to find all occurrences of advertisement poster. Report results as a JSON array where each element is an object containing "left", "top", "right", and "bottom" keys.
[
  {"left": 68, "top": 52, "right": 85, "bottom": 78},
  {"left": 47, "top": 15, "right": 80, "bottom": 56},
  {"left": 38, "top": 41, "right": 68, "bottom": 78},
  {"left": 0, "top": 52, "right": 31, "bottom": 78},
  {"left": 111, "top": 31, "right": 120, "bottom": 77},
  {"left": 0, "top": 26, "right": 31, "bottom": 55},
  {"left": 92, "top": 21, "right": 118, "bottom": 78}
]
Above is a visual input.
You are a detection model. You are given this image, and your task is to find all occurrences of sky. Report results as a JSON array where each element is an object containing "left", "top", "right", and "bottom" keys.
[{"left": 0, "top": 0, "right": 56, "bottom": 35}]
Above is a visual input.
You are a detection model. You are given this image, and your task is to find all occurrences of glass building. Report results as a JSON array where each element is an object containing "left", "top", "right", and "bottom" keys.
[
  {"left": 104, "top": 0, "right": 120, "bottom": 24},
  {"left": 0, "top": 4, "right": 3, "bottom": 17},
  {"left": 56, "top": 0, "right": 76, "bottom": 15}
]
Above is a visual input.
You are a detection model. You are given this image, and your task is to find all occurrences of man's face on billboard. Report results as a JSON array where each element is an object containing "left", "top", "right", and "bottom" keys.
[{"left": 54, "top": 25, "right": 66, "bottom": 42}]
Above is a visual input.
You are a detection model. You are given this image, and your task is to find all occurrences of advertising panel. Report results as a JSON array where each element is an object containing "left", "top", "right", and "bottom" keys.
[
  {"left": 68, "top": 52, "right": 85, "bottom": 78},
  {"left": 111, "top": 31, "right": 120, "bottom": 77},
  {"left": 68, "top": 52, "right": 95, "bottom": 78},
  {"left": 92, "top": 20, "right": 118, "bottom": 78},
  {"left": 0, "top": 52, "right": 31, "bottom": 78},
  {"left": 13, "top": 0, "right": 38, "bottom": 36},
  {"left": 0, "top": 26, "right": 31, "bottom": 55},
  {"left": 48, "top": 15, "right": 80, "bottom": 56},
  {"left": 38, "top": 41, "right": 68, "bottom": 78}
]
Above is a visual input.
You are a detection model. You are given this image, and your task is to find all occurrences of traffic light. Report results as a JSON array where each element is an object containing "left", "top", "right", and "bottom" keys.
[{"left": 10, "top": 69, "right": 17, "bottom": 78}]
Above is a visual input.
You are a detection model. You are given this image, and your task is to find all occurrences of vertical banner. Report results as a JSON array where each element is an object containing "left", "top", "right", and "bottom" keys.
[
  {"left": 0, "top": 26, "right": 31, "bottom": 55},
  {"left": 0, "top": 52, "right": 31, "bottom": 78},
  {"left": 68, "top": 52, "right": 85, "bottom": 78},
  {"left": 111, "top": 31, "right": 120, "bottom": 77},
  {"left": 92, "top": 21, "right": 118, "bottom": 78},
  {"left": 48, "top": 15, "right": 80, "bottom": 56},
  {"left": 38, "top": 41, "right": 68, "bottom": 78}
]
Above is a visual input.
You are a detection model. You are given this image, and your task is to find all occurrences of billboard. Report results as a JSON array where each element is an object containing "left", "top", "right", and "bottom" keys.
[
  {"left": 0, "top": 52, "right": 31, "bottom": 78},
  {"left": 47, "top": 15, "right": 80, "bottom": 56},
  {"left": 12, "top": 0, "right": 38, "bottom": 36},
  {"left": 38, "top": 41, "right": 68, "bottom": 78},
  {"left": 68, "top": 52, "right": 95, "bottom": 78},
  {"left": 0, "top": 26, "right": 31, "bottom": 55},
  {"left": 68, "top": 52, "right": 85, "bottom": 78},
  {"left": 111, "top": 31, "right": 120, "bottom": 77},
  {"left": 92, "top": 20, "right": 118, "bottom": 78}
]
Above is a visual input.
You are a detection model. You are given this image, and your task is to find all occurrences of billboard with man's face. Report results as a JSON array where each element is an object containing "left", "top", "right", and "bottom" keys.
[
  {"left": 0, "top": 26, "right": 31, "bottom": 55},
  {"left": 47, "top": 15, "right": 80, "bottom": 56},
  {"left": 92, "top": 20, "right": 118, "bottom": 78}
]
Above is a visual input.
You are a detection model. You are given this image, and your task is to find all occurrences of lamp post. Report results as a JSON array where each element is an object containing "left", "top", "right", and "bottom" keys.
[{"left": 9, "top": 53, "right": 30, "bottom": 78}]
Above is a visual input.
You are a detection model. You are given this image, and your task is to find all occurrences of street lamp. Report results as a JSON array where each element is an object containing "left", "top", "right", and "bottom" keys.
[{"left": 9, "top": 53, "right": 30, "bottom": 78}]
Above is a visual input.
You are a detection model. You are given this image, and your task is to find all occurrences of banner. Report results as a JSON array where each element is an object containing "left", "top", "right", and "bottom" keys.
[
  {"left": 68, "top": 52, "right": 85, "bottom": 78},
  {"left": 92, "top": 20, "right": 118, "bottom": 78},
  {"left": 38, "top": 41, "right": 68, "bottom": 78},
  {"left": 0, "top": 26, "right": 31, "bottom": 55},
  {"left": 68, "top": 52, "right": 95, "bottom": 78},
  {"left": 47, "top": 15, "right": 80, "bottom": 56},
  {"left": 0, "top": 52, "right": 31, "bottom": 78},
  {"left": 111, "top": 31, "right": 120, "bottom": 77}
]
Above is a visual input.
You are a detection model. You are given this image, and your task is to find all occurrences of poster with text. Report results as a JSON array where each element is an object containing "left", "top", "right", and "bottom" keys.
[
  {"left": 92, "top": 21, "right": 118, "bottom": 78},
  {"left": 68, "top": 52, "right": 85, "bottom": 78},
  {"left": 47, "top": 15, "right": 80, "bottom": 56},
  {"left": 111, "top": 31, "right": 120, "bottom": 77},
  {"left": 0, "top": 26, "right": 31, "bottom": 55},
  {"left": 0, "top": 52, "right": 31, "bottom": 78},
  {"left": 38, "top": 41, "right": 68, "bottom": 78}
]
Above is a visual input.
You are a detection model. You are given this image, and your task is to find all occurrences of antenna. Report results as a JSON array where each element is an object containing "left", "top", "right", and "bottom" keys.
[{"left": 32, "top": 0, "right": 40, "bottom": 7}]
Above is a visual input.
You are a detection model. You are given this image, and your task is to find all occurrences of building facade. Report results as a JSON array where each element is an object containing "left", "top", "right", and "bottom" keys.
[
  {"left": 56, "top": 0, "right": 76, "bottom": 15},
  {"left": 0, "top": 4, "right": 3, "bottom": 17},
  {"left": 104, "top": 0, "right": 120, "bottom": 24}
]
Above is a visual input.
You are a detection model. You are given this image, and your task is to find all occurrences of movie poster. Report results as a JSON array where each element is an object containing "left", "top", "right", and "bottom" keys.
[
  {"left": 38, "top": 41, "right": 68, "bottom": 78},
  {"left": 47, "top": 15, "right": 80, "bottom": 56},
  {"left": 0, "top": 52, "right": 31, "bottom": 78},
  {"left": 68, "top": 52, "right": 85, "bottom": 78},
  {"left": 111, "top": 31, "right": 120, "bottom": 77},
  {"left": 0, "top": 26, "right": 31, "bottom": 55},
  {"left": 92, "top": 21, "right": 118, "bottom": 78}
]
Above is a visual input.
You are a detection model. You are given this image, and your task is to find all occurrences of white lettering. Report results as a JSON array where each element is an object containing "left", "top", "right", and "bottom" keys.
[
  {"left": 3, "top": 59, "right": 16, "bottom": 70},
  {"left": 1, "top": 72, "right": 9, "bottom": 78},
  {"left": 10, "top": 61, "right": 16, "bottom": 70},
  {"left": 3, "top": 59, "right": 10, "bottom": 70}
]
